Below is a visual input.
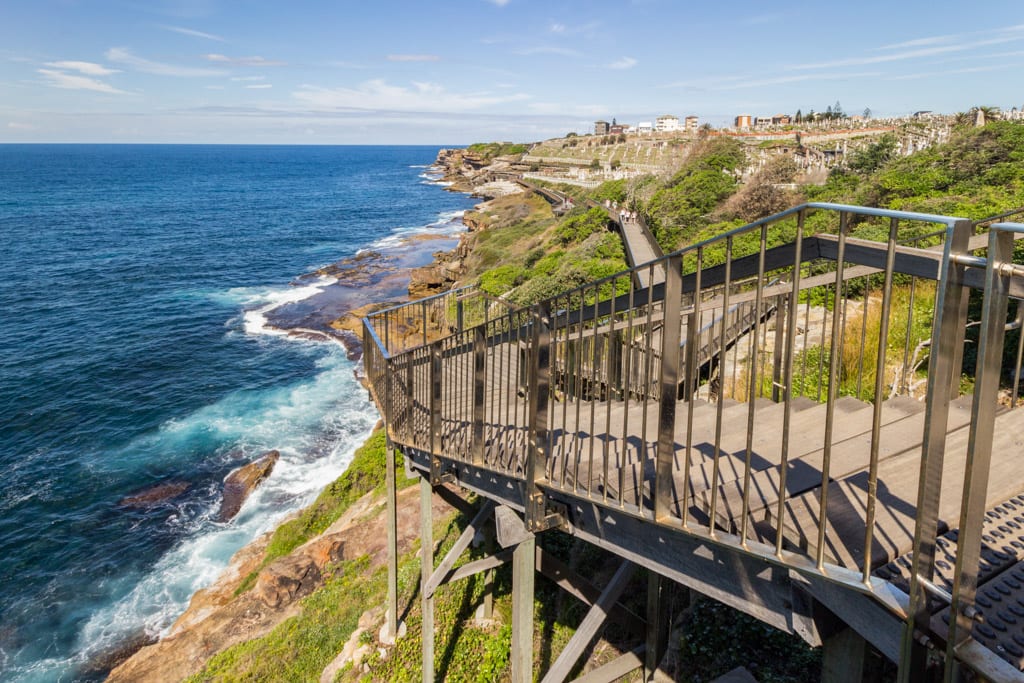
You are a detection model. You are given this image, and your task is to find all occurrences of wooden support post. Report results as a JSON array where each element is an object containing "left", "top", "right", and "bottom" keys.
[
  {"left": 645, "top": 572, "right": 670, "bottom": 680},
  {"left": 511, "top": 534, "right": 536, "bottom": 683},
  {"left": 822, "top": 628, "right": 869, "bottom": 683},
  {"left": 384, "top": 441, "right": 399, "bottom": 641},
  {"left": 476, "top": 520, "right": 495, "bottom": 622},
  {"left": 655, "top": 255, "right": 682, "bottom": 521},
  {"left": 420, "top": 477, "right": 434, "bottom": 683}
]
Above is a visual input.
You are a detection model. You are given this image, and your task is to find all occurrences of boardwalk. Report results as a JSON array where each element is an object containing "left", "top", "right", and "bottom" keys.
[{"left": 365, "top": 203, "right": 1024, "bottom": 682}]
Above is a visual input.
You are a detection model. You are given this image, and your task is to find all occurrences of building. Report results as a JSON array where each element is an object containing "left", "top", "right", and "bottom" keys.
[
  {"left": 609, "top": 124, "right": 628, "bottom": 135},
  {"left": 734, "top": 114, "right": 752, "bottom": 129},
  {"left": 772, "top": 114, "right": 792, "bottom": 125},
  {"left": 755, "top": 116, "right": 773, "bottom": 127},
  {"left": 655, "top": 115, "right": 680, "bottom": 132},
  {"left": 684, "top": 115, "right": 699, "bottom": 132},
  {"left": 594, "top": 120, "right": 610, "bottom": 135},
  {"left": 637, "top": 121, "right": 653, "bottom": 134}
]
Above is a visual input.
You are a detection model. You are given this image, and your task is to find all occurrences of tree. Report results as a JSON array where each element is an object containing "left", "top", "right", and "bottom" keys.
[
  {"left": 833, "top": 100, "right": 844, "bottom": 119},
  {"left": 863, "top": 107, "right": 871, "bottom": 119},
  {"left": 794, "top": 109, "right": 802, "bottom": 123}
]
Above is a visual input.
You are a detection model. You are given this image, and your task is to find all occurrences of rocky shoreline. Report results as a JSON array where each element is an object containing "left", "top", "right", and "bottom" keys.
[{"left": 106, "top": 149, "right": 511, "bottom": 681}]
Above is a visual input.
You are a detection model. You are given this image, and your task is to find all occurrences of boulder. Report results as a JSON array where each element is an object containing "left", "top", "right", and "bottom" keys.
[
  {"left": 119, "top": 481, "right": 190, "bottom": 508},
  {"left": 217, "top": 451, "right": 279, "bottom": 522},
  {"left": 253, "top": 555, "right": 321, "bottom": 608}
]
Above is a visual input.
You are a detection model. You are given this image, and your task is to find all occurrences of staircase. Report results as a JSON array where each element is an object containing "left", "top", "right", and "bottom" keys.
[{"left": 363, "top": 203, "right": 1024, "bottom": 682}]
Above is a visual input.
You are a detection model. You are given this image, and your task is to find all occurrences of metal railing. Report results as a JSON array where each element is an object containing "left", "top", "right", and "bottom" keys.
[{"left": 363, "top": 203, "right": 1024, "bottom": 680}]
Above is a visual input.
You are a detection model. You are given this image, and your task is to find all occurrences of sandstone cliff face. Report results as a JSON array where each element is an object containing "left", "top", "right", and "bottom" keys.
[{"left": 108, "top": 485, "right": 458, "bottom": 682}]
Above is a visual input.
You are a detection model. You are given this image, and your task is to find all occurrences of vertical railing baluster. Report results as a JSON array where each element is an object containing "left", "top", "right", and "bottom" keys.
[
  {"left": 709, "top": 236, "right": 733, "bottom": 537},
  {"left": 775, "top": 210, "right": 804, "bottom": 556},
  {"left": 901, "top": 277, "right": 917, "bottom": 395},
  {"left": 740, "top": 225, "right": 768, "bottom": 546},
  {"left": 815, "top": 211, "right": 849, "bottom": 570},
  {"left": 857, "top": 280, "right": 871, "bottom": 400},
  {"left": 682, "top": 247, "right": 704, "bottom": 528},
  {"left": 863, "top": 217, "right": 899, "bottom": 580}
]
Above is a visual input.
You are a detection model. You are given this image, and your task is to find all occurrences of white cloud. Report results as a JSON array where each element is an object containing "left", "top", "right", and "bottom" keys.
[
  {"left": 107, "top": 48, "right": 226, "bottom": 77},
  {"left": 487, "top": 0, "right": 510, "bottom": 6},
  {"left": 245, "top": 84, "right": 273, "bottom": 89},
  {"left": 550, "top": 23, "right": 566, "bottom": 33},
  {"left": 293, "top": 78, "right": 530, "bottom": 113},
  {"left": 37, "top": 68, "right": 126, "bottom": 94},
  {"left": 608, "top": 57, "right": 637, "bottom": 70},
  {"left": 230, "top": 75, "right": 265, "bottom": 81},
  {"left": 515, "top": 46, "right": 582, "bottom": 57},
  {"left": 203, "top": 53, "right": 285, "bottom": 67},
  {"left": 162, "top": 25, "right": 225, "bottom": 42},
  {"left": 8, "top": 121, "right": 36, "bottom": 130},
  {"left": 44, "top": 61, "right": 119, "bottom": 76},
  {"left": 387, "top": 54, "right": 441, "bottom": 62},
  {"left": 793, "top": 35, "right": 1024, "bottom": 70},
  {"left": 874, "top": 34, "right": 956, "bottom": 51}
]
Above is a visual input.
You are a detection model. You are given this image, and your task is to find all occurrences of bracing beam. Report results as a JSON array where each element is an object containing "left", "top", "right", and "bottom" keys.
[{"left": 541, "top": 560, "right": 637, "bottom": 683}]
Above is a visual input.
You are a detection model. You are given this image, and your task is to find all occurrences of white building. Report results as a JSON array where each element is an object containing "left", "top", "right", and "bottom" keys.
[
  {"left": 684, "top": 115, "right": 699, "bottom": 132},
  {"left": 655, "top": 115, "right": 680, "bottom": 132},
  {"left": 637, "top": 121, "right": 653, "bottom": 134}
]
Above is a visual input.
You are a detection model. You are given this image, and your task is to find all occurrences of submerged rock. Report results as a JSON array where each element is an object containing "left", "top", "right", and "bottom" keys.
[
  {"left": 217, "top": 451, "right": 279, "bottom": 522},
  {"left": 118, "top": 481, "right": 191, "bottom": 508}
]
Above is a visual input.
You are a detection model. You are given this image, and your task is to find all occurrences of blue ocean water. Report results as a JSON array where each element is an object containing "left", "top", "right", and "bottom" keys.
[{"left": 0, "top": 145, "right": 475, "bottom": 680}]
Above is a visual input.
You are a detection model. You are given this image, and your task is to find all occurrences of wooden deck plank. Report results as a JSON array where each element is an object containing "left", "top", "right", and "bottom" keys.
[
  {"left": 703, "top": 396, "right": 942, "bottom": 532},
  {"left": 777, "top": 407, "right": 1024, "bottom": 571}
]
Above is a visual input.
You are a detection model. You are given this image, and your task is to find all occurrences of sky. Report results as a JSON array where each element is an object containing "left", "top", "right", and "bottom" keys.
[{"left": 1, "top": 0, "right": 1023, "bottom": 144}]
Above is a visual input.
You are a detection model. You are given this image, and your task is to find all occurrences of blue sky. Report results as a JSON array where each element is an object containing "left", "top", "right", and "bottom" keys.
[{"left": 2, "top": 0, "right": 1023, "bottom": 144}]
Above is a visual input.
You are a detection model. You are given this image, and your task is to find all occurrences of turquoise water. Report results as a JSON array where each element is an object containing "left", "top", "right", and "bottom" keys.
[{"left": 0, "top": 144, "right": 475, "bottom": 680}]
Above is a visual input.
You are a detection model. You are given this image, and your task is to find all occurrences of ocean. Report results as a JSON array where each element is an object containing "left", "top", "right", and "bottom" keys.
[{"left": 0, "top": 144, "right": 476, "bottom": 681}]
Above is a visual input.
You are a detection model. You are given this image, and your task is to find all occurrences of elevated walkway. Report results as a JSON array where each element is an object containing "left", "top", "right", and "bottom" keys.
[{"left": 364, "top": 203, "right": 1024, "bottom": 681}]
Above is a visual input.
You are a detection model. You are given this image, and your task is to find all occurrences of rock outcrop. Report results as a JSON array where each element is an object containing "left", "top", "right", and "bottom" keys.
[
  {"left": 218, "top": 450, "right": 279, "bottom": 522},
  {"left": 118, "top": 481, "right": 190, "bottom": 508}
]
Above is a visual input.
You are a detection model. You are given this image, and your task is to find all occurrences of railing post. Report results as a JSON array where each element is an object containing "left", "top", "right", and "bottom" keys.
[
  {"left": 525, "top": 303, "right": 554, "bottom": 531},
  {"left": 944, "top": 228, "right": 1013, "bottom": 681},
  {"left": 472, "top": 326, "right": 486, "bottom": 466},
  {"left": 429, "top": 341, "right": 443, "bottom": 484},
  {"left": 655, "top": 254, "right": 682, "bottom": 521},
  {"left": 899, "top": 219, "right": 973, "bottom": 682}
]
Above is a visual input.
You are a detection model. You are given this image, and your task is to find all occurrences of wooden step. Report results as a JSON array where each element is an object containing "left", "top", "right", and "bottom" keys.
[
  {"left": 777, "top": 403, "right": 1024, "bottom": 572},
  {"left": 702, "top": 396, "right": 931, "bottom": 530}
]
